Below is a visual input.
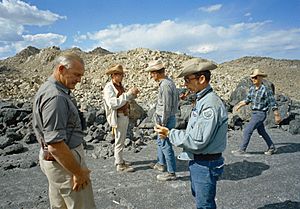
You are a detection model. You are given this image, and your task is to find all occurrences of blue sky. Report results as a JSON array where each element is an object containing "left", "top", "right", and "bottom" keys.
[{"left": 0, "top": 0, "right": 299, "bottom": 63}]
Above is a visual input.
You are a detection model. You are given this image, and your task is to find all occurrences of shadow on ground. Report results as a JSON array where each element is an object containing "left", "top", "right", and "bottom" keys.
[
  {"left": 257, "top": 200, "right": 300, "bottom": 209},
  {"left": 276, "top": 143, "right": 300, "bottom": 154},
  {"left": 220, "top": 160, "right": 269, "bottom": 181}
]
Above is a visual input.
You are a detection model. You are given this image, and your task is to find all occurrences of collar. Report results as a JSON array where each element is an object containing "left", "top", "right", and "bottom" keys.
[
  {"left": 48, "top": 75, "right": 71, "bottom": 95},
  {"left": 196, "top": 85, "right": 213, "bottom": 101},
  {"left": 158, "top": 76, "right": 169, "bottom": 86}
]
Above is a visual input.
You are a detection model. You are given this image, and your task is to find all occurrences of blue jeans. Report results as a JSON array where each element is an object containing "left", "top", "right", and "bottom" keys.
[
  {"left": 156, "top": 115, "right": 176, "bottom": 173},
  {"left": 240, "top": 111, "right": 274, "bottom": 151},
  {"left": 189, "top": 157, "right": 224, "bottom": 209}
]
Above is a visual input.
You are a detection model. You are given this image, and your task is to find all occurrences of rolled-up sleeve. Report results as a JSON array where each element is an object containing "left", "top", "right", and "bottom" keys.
[
  {"left": 267, "top": 89, "right": 278, "bottom": 111},
  {"left": 244, "top": 88, "right": 253, "bottom": 104},
  {"left": 42, "top": 96, "right": 68, "bottom": 144}
]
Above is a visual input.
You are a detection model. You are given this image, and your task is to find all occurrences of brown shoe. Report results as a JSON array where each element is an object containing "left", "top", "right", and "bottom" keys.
[
  {"left": 149, "top": 163, "right": 165, "bottom": 172},
  {"left": 115, "top": 160, "right": 133, "bottom": 166},
  {"left": 157, "top": 172, "right": 177, "bottom": 181},
  {"left": 117, "top": 163, "right": 135, "bottom": 172}
]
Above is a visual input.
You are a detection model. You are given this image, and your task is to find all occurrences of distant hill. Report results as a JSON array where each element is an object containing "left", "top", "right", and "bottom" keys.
[{"left": 1, "top": 46, "right": 299, "bottom": 108}]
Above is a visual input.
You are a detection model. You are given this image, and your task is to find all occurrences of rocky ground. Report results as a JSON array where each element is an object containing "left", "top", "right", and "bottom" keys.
[{"left": 1, "top": 128, "right": 300, "bottom": 209}]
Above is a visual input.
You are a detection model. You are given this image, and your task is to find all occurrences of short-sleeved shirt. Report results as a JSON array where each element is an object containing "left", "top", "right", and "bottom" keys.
[{"left": 33, "top": 76, "right": 83, "bottom": 149}]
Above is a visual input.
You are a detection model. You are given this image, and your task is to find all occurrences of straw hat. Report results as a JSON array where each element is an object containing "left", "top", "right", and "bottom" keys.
[
  {"left": 105, "top": 64, "right": 125, "bottom": 75},
  {"left": 250, "top": 69, "right": 267, "bottom": 78},
  {"left": 145, "top": 60, "right": 165, "bottom": 72},
  {"left": 177, "top": 58, "right": 217, "bottom": 77}
]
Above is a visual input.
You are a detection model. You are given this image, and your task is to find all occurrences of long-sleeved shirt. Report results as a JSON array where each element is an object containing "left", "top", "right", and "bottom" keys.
[
  {"left": 169, "top": 85, "right": 228, "bottom": 160},
  {"left": 244, "top": 84, "right": 278, "bottom": 112},
  {"left": 103, "top": 81, "right": 135, "bottom": 127},
  {"left": 155, "top": 77, "right": 179, "bottom": 125}
]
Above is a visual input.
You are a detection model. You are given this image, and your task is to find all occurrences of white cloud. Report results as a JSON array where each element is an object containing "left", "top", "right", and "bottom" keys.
[
  {"left": 0, "top": 0, "right": 66, "bottom": 26},
  {"left": 188, "top": 44, "right": 218, "bottom": 54},
  {"left": 199, "top": 4, "right": 222, "bottom": 13},
  {"left": 14, "top": 33, "right": 66, "bottom": 52},
  {"left": 244, "top": 13, "right": 251, "bottom": 17},
  {"left": 0, "top": 0, "right": 66, "bottom": 58},
  {"left": 77, "top": 20, "right": 300, "bottom": 62}
]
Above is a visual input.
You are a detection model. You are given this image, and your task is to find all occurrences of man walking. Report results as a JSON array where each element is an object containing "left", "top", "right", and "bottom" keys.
[{"left": 232, "top": 68, "right": 282, "bottom": 156}]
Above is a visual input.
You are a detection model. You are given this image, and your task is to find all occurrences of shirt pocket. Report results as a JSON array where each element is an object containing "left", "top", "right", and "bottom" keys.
[{"left": 189, "top": 108, "right": 203, "bottom": 142}]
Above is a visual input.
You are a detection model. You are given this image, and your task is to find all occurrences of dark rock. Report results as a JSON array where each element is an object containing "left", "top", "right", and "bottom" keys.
[
  {"left": 85, "top": 109, "right": 96, "bottom": 126},
  {"left": 0, "top": 108, "right": 18, "bottom": 126},
  {"left": 6, "top": 131, "right": 23, "bottom": 141},
  {"left": 23, "top": 132, "right": 37, "bottom": 144},
  {"left": 95, "top": 114, "right": 106, "bottom": 125},
  {"left": 3, "top": 143, "right": 24, "bottom": 155},
  {"left": 289, "top": 119, "right": 300, "bottom": 135},
  {"left": 0, "top": 136, "right": 14, "bottom": 149},
  {"left": 19, "top": 160, "right": 37, "bottom": 169}
]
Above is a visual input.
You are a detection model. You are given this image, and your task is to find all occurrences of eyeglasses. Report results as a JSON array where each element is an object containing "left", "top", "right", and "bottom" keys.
[
  {"left": 184, "top": 75, "right": 199, "bottom": 83},
  {"left": 251, "top": 76, "right": 258, "bottom": 80}
]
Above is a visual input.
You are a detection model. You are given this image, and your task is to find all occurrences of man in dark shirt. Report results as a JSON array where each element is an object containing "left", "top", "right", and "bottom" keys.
[
  {"left": 33, "top": 52, "right": 96, "bottom": 209},
  {"left": 232, "top": 69, "right": 282, "bottom": 156}
]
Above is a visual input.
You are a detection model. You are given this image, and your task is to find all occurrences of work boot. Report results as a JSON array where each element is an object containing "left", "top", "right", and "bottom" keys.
[
  {"left": 149, "top": 162, "right": 165, "bottom": 172},
  {"left": 264, "top": 147, "right": 277, "bottom": 155},
  {"left": 157, "top": 172, "right": 176, "bottom": 181},
  {"left": 116, "top": 163, "right": 135, "bottom": 172},
  {"left": 115, "top": 160, "right": 133, "bottom": 166},
  {"left": 231, "top": 149, "right": 247, "bottom": 156}
]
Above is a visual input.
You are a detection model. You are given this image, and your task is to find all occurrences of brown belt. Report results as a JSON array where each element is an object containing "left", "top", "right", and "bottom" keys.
[
  {"left": 43, "top": 148, "right": 56, "bottom": 161},
  {"left": 194, "top": 153, "right": 222, "bottom": 161}
]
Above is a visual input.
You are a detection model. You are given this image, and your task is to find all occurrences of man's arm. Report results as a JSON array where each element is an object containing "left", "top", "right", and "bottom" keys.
[
  {"left": 235, "top": 101, "right": 247, "bottom": 111},
  {"left": 48, "top": 141, "right": 91, "bottom": 192},
  {"left": 103, "top": 84, "right": 138, "bottom": 110}
]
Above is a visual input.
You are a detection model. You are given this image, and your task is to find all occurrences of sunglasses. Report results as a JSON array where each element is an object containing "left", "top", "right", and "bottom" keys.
[
  {"left": 251, "top": 76, "right": 258, "bottom": 80},
  {"left": 184, "top": 75, "right": 199, "bottom": 83}
]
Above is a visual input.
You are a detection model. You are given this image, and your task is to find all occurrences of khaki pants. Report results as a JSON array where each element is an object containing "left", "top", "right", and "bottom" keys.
[
  {"left": 113, "top": 113, "right": 129, "bottom": 165},
  {"left": 39, "top": 144, "right": 96, "bottom": 209}
]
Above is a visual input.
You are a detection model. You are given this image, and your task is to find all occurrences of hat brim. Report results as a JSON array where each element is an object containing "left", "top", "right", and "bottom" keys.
[
  {"left": 145, "top": 63, "right": 165, "bottom": 72},
  {"left": 105, "top": 68, "right": 128, "bottom": 75},
  {"left": 177, "top": 62, "right": 217, "bottom": 78},
  {"left": 250, "top": 74, "right": 267, "bottom": 78}
]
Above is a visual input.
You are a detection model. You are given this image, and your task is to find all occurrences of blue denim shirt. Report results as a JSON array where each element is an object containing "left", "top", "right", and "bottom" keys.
[
  {"left": 245, "top": 84, "right": 278, "bottom": 112},
  {"left": 169, "top": 85, "right": 228, "bottom": 160}
]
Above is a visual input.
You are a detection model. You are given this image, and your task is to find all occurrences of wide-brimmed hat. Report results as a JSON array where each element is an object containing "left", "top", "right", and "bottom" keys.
[
  {"left": 145, "top": 60, "right": 165, "bottom": 72},
  {"left": 105, "top": 64, "right": 125, "bottom": 75},
  {"left": 177, "top": 58, "right": 217, "bottom": 78},
  {"left": 250, "top": 68, "right": 267, "bottom": 78}
]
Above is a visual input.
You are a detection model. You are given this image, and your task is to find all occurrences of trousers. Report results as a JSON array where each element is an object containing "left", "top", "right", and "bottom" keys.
[
  {"left": 114, "top": 113, "right": 129, "bottom": 165},
  {"left": 39, "top": 144, "right": 96, "bottom": 209}
]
